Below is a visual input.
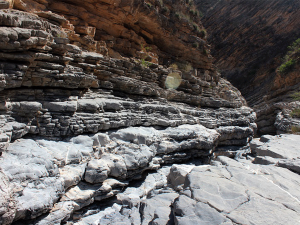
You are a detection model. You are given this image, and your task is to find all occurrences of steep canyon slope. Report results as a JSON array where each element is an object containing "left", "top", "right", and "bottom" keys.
[
  {"left": 0, "top": 1, "right": 259, "bottom": 224},
  {"left": 198, "top": 0, "right": 300, "bottom": 134}
]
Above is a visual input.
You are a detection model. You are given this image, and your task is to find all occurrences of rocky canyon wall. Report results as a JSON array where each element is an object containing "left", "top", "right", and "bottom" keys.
[
  {"left": 11, "top": 0, "right": 212, "bottom": 68},
  {"left": 0, "top": 1, "right": 257, "bottom": 224},
  {"left": 198, "top": 0, "right": 300, "bottom": 134}
]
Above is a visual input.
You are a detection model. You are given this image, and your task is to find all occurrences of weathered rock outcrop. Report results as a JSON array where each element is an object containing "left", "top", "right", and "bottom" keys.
[
  {"left": 49, "top": 135, "right": 300, "bottom": 225},
  {"left": 0, "top": 8, "right": 253, "bottom": 149},
  {"left": 197, "top": 0, "right": 300, "bottom": 134},
  {"left": 8, "top": 0, "right": 212, "bottom": 69},
  {"left": 251, "top": 134, "right": 300, "bottom": 173},
  {"left": 0, "top": 5, "right": 257, "bottom": 224}
]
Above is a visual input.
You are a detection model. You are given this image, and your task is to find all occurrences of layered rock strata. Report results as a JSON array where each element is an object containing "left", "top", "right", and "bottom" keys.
[
  {"left": 33, "top": 135, "right": 300, "bottom": 225},
  {"left": 8, "top": 0, "right": 212, "bottom": 68},
  {"left": 197, "top": 0, "right": 300, "bottom": 134},
  {"left": 0, "top": 7, "right": 256, "bottom": 225},
  {"left": 251, "top": 134, "right": 300, "bottom": 173},
  {"left": 0, "top": 9, "right": 253, "bottom": 150},
  {"left": 255, "top": 100, "right": 300, "bottom": 134}
]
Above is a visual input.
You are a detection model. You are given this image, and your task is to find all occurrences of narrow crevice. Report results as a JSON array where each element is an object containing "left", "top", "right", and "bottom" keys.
[
  {"left": 255, "top": 192, "right": 299, "bottom": 213},
  {"left": 223, "top": 215, "right": 244, "bottom": 225},
  {"left": 230, "top": 190, "right": 251, "bottom": 212},
  {"left": 224, "top": 166, "right": 234, "bottom": 180}
]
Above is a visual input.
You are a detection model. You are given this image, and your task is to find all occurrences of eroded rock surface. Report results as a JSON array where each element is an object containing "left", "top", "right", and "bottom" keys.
[
  {"left": 197, "top": 0, "right": 300, "bottom": 134},
  {"left": 7, "top": 0, "right": 212, "bottom": 69},
  {"left": 0, "top": 123, "right": 250, "bottom": 223},
  {"left": 0, "top": 6, "right": 258, "bottom": 225},
  {"left": 65, "top": 135, "right": 300, "bottom": 225},
  {"left": 251, "top": 134, "right": 300, "bottom": 173},
  {"left": 0, "top": 8, "right": 253, "bottom": 151}
]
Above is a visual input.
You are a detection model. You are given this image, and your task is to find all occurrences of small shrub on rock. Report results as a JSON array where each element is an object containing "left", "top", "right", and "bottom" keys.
[
  {"left": 291, "top": 126, "right": 300, "bottom": 134},
  {"left": 290, "top": 92, "right": 300, "bottom": 101},
  {"left": 290, "top": 108, "right": 300, "bottom": 118},
  {"left": 278, "top": 59, "right": 295, "bottom": 74}
]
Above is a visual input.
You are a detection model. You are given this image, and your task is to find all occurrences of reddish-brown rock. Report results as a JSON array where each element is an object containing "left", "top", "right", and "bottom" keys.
[
  {"left": 198, "top": 0, "right": 300, "bottom": 134},
  {"left": 12, "top": 0, "right": 213, "bottom": 71}
]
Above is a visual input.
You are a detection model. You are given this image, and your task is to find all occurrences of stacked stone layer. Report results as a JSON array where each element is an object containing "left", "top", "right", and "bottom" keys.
[{"left": 0, "top": 8, "right": 256, "bottom": 225}]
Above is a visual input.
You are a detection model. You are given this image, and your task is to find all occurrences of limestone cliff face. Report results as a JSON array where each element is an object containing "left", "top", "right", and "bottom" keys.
[
  {"left": 0, "top": 2, "right": 256, "bottom": 224},
  {"left": 197, "top": 0, "right": 300, "bottom": 134}
]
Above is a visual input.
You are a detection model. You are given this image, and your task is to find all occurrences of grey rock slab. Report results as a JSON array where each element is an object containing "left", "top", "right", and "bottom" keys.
[
  {"left": 94, "top": 206, "right": 140, "bottom": 225},
  {"left": 43, "top": 101, "right": 77, "bottom": 112},
  {"left": 259, "top": 165, "right": 300, "bottom": 212},
  {"left": 177, "top": 156, "right": 300, "bottom": 224},
  {"left": 162, "top": 124, "right": 220, "bottom": 147},
  {"left": 3, "top": 139, "right": 59, "bottom": 182},
  {"left": 7, "top": 121, "right": 29, "bottom": 140},
  {"left": 14, "top": 177, "right": 64, "bottom": 221},
  {"left": 157, "top": 124, "right": 220, "bottom": 155},
  {"left": 186, "top": 166, "right": 249, "bottom": 213},
  {"left": 92, "top": 133, "right": 110, "bottom": 147},
  {"left": 156, "top": 140, "right": 181, "bottom": 154},
  {"left": 74, "top": 203, "right": 126, "bottom": 225},
  {"left": 36, "top": 135, "right": 94, "bottom": 166},
  {"left": 115, "top": 143, "right": 155, "bottom": 171},
  {"left": 140, "top": 192, "right": 179, "bottom": 225},
  {"left": 60, "top": 179, "right": 128, "bottom": 211},
  {"left": 117, "top": 166, "right": 170, "bottom": 207},
  {"left": 174, "top": 195, "right": 232, "bottom": 225},
  {"left": 70, "top": 135, "right": 94, "bottom": 157},
  {"left": 84, "top": 159, "right": 110, "bottom": 184},
  {"left": 65, "top": 146, "right": 83, "bottom": 165},
  {"left": 168, "top": 164, "right": 195, "bottom": 191},
  {"left": 0, "top": 139, "right": 64, "bottom": 221},
  {"left": 100, "top": 153, "right": 127, "bottom": 179},
  {"left": 278, "top": 158, "right": 300, "bottom": 173},
  {"left": 110, "top": 126, "right": 160, "bottom": 145},
  {"left": 251, "top": 134, "right": 300, "bottom": 159},
  {"left": 217, "top": 156, "right": 300, "bottom": 213},
  {"left": 227, "top": 192, "right": 300, "bottom": 225},
  {"left": 0, "top": 170, "right": 15, "bottom": 225},
  {"left": 36, "top": 139, "right": 83, "bottom": 166},
  {"left": 59, "top": 164, "right": 86, "bottom": 189},
  {"left": 60, "top": 182, "right": 102, "bottom": 211},
  {"left": 19, "top": 101, "right": 42, "bottom": 113},
  {"left": 161, "top": 124, "right": 200, "bottom": 140},
  {"left": 35, "top": 201, "right": 76, "bottom": 225},
  {"left": 216, "top": 126, "right": 253, "bottom": 141},
  {"left": 103, "top": 99, "right": 124, "bottom": 111}
]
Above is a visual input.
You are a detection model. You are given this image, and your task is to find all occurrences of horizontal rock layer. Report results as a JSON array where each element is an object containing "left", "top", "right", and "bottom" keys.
[
  {"left": 0, "top": 7, "right": 256, "bottom": 225},
  {"left": 8, "top": 0, "right": 213, "bottom": 69},
  {"left": 0, "top": 122, "right": 256, "bottom": 224},
  {"left": 200, "top": 0, "right": 300, "bottom": 104},
  {"left": 198, "top": 0, "right": 300, "bottom": 134},
  {"left": 33, "top": 134, "right": 300, "bottom": 225},
  {"left": 0, "top": 9, "right": 252, "bottom": 149}
]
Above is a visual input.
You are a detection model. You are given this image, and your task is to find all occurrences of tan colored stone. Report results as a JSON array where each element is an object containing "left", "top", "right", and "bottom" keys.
[
  {"left": 14, "top": 0, "right": 46, "bottom": 11},
  {"left": 75, "top": 26, "right": 96, "bottom": 37},
  {"left": 14, "top": 0, "right": 213, "bottom": 70},
  {"left": 0, "top": 0, "right": 14, "bottom": 9}
]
